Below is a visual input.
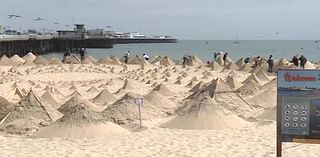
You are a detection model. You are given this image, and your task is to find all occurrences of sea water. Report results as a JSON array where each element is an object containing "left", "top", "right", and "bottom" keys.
[{"left": 43, "top": 40, "right": 320, "bottom": 62}]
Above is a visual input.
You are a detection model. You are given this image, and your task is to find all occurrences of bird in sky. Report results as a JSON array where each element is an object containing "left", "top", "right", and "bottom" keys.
[
  {"left": 8, "top": 15, "right": 21, "bottom": 19},
  {"left": 33, "top": 17, "right": 44, "bottom": 21}
]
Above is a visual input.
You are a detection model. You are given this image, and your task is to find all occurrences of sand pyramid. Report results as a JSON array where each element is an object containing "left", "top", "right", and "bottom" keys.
[
  {"left": 23, "top": 59, "right": 36, "bottom": 66},
  {"left": 128, "top": 55, "right": 143, "bottom": 65},
  {"left": 23, "top": 52, "right": 36, "bottom": 62},
  {"left": 150, "top": 56, "right": 162, "bottom": 64},
  {"left": 247, "top": 85, "right": 276, "bottom": 109},
  {"left": 122, "top": 79, "right": 134, "bottom": 90},
  {"left": 86, "top": 86, "right": 99, "bottom": 93},
  {"left": 69, "top": 84, "right": 78, "bottom": 91},
  {"left": 235, "top": 58, "right": 244, "bottom": 68},
  {"left": 0, "top": 90, "right": 62, "bottom": 134},
  {"left": 225, "top": 76, "right": 242, "bottom": 89},
  {"left": 190, "top": 76, "right": 199, "bottom": 82},
  {"left": 103, "top": 92, "right": 162, "bottom": 124},
  {"left": 98, "top": 56, "right": 114, "bottom": 64},
  {"left": 92, "top": 89, "right": 117, "bottom": 105},
  {"left": 144, "top": 90, "right": 177, "bottom": 111},
  {"left": 185, "top": 81, "right": 195, "bottom": 88},
  {"left": 174, "top": 79, "right": 182, "bottom": 85},
  {"left": 236, "top": 80, "right": 262, "bottom": 96},
  {"left": 184, "top": 78, "right": 255, "bottom": 116},
  {"left": 58, "top": 94, "right": 98, "bottom": 114},
  {"left": 47, "top": 56, "right": 63, "bottom": 65},
  {"left": 162, "top": 96, "right": 247, "bottom": 130},
  {"left": 33, "top": 55, "right": 49, "bottom": 65},
  {"left": 160, "top": 56, "right": 175, "bottom": 66},
  {"left": 14, "top": 87, "right": 25, "bottom": 99},
  {"left": 256, "top": 70, "right": 270, "bottom": 82},
  {"left": 152, "top": 84, "right": 176, "bottom": 96},
  {"left": 64, "top": 55, "right": 81, "bottom": 64},
  {"left": 207, "top": 61, "right": 221, "bottom": 70},
  {"left": 0, "top": 96, "right": 14, "bottom": 121},
  {"left": 0, "top": 55, "right": 12, "bottom": 65},
  {"left": 111, "top": 56, "right": 122, "bottom": 65},
  {"left": 242, "top": 73, "right": 262, "bottom": 85},
  {"left": 41, "top": 91, "right": 60, "bottom": 109},
  {"left": 33, "top": 102, "right": 128, "bottom": 138},
  {"left": 215, "top": 56, "right": 224, "bottom": 66},
  {"left": 239, "top": 63, "right": 252, "bottom": 72},
  {"left": 189, "top": 81, "right": 206, "bottom": 93},
  {"left": 82, "top": 57, "right": 94, "bottom": 64},
  {"left": 67, "top": 90, "right": 82, "bottom": 98},
  {"left": 87, "top": 55, "right": 98, "bottom": 63},
  {"left": 10, "top": 55, "right": 25, "bottom": 65},
  {"left": 225, "top": 62, "right": 239, "bottom": 70},
  {"left": 187, "top": 55, "right": 203, "bottom": 66}
]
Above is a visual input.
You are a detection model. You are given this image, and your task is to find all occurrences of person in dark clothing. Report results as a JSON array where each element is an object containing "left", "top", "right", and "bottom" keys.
[
  {"left": 62, "top": 50, "right": 71, "bottom": 63},
  {"left": 79, "top": 48, "right": 85, "bottom": 61},
  {"left": 124, "top": 51, "right": 130, "bottom": 64},
  {"left": 182, "top": 55, "right": 188, "bottom": 67},
  {"left": 299, "top": 55, "right": 307, "bottom": 69},
  {"left": 292, "top": 56, "right": 299, "bottom": 67},
  {"left": 267, "top": 55, "right": 274, "bottom": 73},
  {"left": 223, "top": 52, "right": 228, "bottom": 65},
  {"left": 244, "top": 57, "right": 250, "bottom": 64}
]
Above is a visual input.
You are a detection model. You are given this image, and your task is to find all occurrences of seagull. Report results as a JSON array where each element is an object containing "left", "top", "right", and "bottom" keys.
[
  {"left": 54, "top": 22, "right": 60, "bottom": 25},
  {"left": 8, "top": 15, "right": 21, "bottom": 18},
  {"left": 33, "top": 17, "right": 44, "bottom": 21}
]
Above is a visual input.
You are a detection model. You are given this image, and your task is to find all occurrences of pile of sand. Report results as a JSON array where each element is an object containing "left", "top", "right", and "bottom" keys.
[
  {"left": 159, "top": 56, "right": 175, "bottom": 66},
  {"left": 162, "top": 95, "right": 248, "bottom": 130},
  {"left": 239, "top": 63, "right": 252, "bottom": 72},
  {"left": 33, "top": 102, "right": 128, "bottom": 138},
  {"left": 121, "top": 79, "right": 134, "bottom": 90},
  {"left": 152, "top": 84, "right": 176, "bottom": 96},
  {"left": 237, "top": 80, "right": 262, "bottom": 96},
  {"left": 92, "top": 89, "right": 117, "bottom": 105},
  {"left": 64, "top": 55, "right": 81, "bottom": 64},
  {"left": 47, "top": 56, "right": 63, "bottom": 65},
  {"left": 98, "top": 56, "right": 114, "bottom": 64},
  {"left": 255, "top": 70, "right": 270, "bottom": 82},
  {"left": 225, "top": 76, "right": 242, "bottom": 89},
  {"left": 144, "top": 90, "right": 177, "bottom": 111},
  {"left": 103, "top": 92, "right": 164, "bottom": 124},
  {"left": 189, "top": 81, "right": 206, "bottom": 93},
  {"left": 58, "top": 95, "right": 98, "bottom": 114},
  {"left": 41, "top": 91, "right": 60, "bottom": 109},
  {"left": 86, "top": 86, "right": 99, "bottom": 93},
  {"left": 207, "top": 61, "right": 222, "bottom": 70},
  {"left": 10, "top": 55, "right": 25, "bottom": 65},
  {"left": 23, "top": 53, "right": 36, "bottom": 62},
  {"left": 0, "top": 55, "right": 12, "bottom": 65},
  {"left": 33, "top": 55, "right": 49, "bottom": 65},
  {"left": 184, "top": 78, "right": 255, "bottom": 116},
  {"left": 242, "top": 73, "right": 263, "bottom": 85},
  {"left": 128, "top": 56, "right": 143, "bottom": 65},
  {"left": 0, "top": 96, "right": 14, "bottom": 120},
  {"left": 0, "top": 90, "right": 62, "bottom": 134},
  {"left": 235, "top": 58, "right": 244, "bottom": 68},
  {"left": 247, "top": 85, "right": 276, "bottom": 109}
]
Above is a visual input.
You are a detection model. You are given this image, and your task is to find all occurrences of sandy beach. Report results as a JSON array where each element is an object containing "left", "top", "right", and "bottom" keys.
[{"left": 0, "top": 53, "right": 317, "bottom": 157}]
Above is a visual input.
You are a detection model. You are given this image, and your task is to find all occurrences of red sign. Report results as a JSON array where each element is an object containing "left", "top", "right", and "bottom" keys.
[{"left": 284, "top": 72, "right": 317, "bottom": 82}]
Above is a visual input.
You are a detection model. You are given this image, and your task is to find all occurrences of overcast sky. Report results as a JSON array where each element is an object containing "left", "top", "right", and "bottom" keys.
[{"left": 0, "top": 0, "right": 319, "bottom": 40}]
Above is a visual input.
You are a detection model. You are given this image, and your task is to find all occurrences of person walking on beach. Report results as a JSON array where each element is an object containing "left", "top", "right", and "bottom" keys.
[
  {"left": 182, "top": 55, "right": 188, "bottom": 67},
  {"left": 291, "top": 56, "right": 299, "bottom": 67},
  {"left": 124, "top": 51, "right": 130, "bottom": 64},
  {"left": 143, "top": 53, "right": 149, "bottom": 60},
  {"left": 267, "top": 55, "right": 274, "bottom": 72},
  {"left": 79, "top": 48, "right": 85, "bottom": 61},
  {"left": 223, "top": 52, "right": 228, "bottom": 65},
  {"left": 299, "top": 55, "right": 307, "bottom": 69}
]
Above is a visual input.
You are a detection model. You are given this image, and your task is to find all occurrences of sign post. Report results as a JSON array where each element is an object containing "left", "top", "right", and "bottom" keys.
[
  {"left": 135, "top": 97, "right": 144, "bottom": 127},
  {"left": 277, "top": 69, "right": 320, "bottom": 157}
]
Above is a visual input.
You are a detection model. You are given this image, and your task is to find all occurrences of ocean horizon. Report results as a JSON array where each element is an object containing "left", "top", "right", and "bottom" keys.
[{"left": 43, "top": 40, "right": 320, "bottom": 62}]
